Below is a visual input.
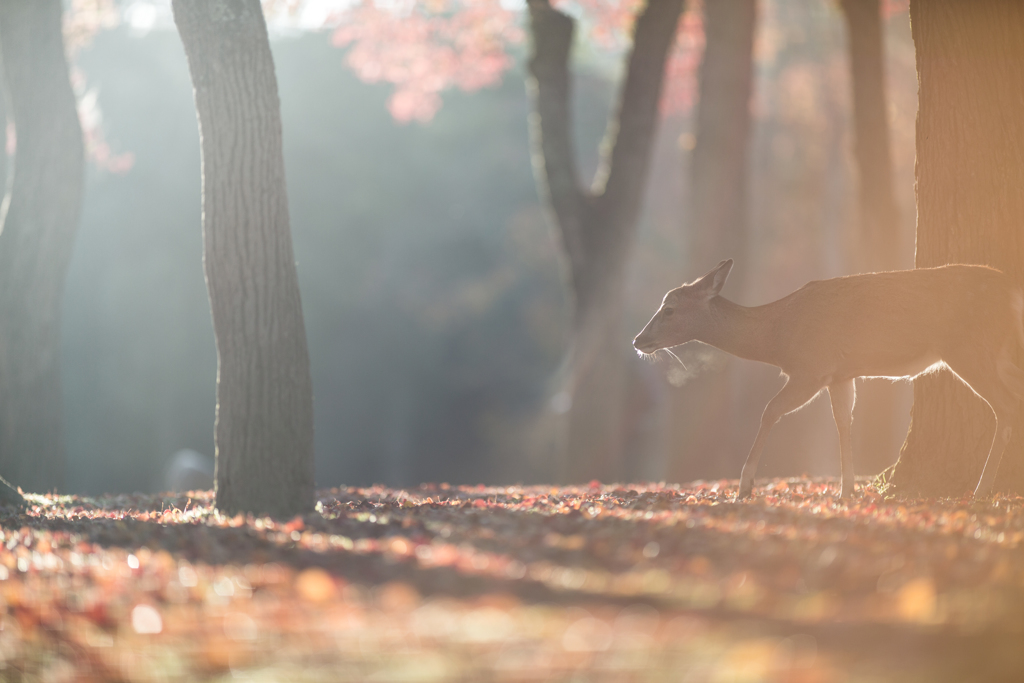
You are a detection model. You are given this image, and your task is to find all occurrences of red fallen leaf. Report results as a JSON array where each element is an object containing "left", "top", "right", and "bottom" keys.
[
  {"left": 375, "top": 581, "right": 420, "bottom": 611},
  {"left": 202, "top": 634, "right": 237, "bottom": 671},
  {"left": 588, "top": 480, "right": 602, "bottom": 490},
  {"left": 388, "top": 537, "right": 413, "bottom": 556},
  {"left": 84, "top": 602, "right": 115, "bottom": 630},
  {"left": 295, "top": 568, "right": 337, "bottom": 604},
  {"left": 282, "top": 516, "right": 305, "bottom": 533},
  {"left": 13, "top": 606, "right": 41, "bottom": 635},
  {"left": 0, "top": 477, "right": 1020, "bottom": 680}
]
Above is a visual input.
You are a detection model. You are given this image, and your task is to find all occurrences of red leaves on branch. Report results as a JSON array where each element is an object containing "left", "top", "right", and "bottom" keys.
[
  {"left": 883, "top": 0, "right": 910, "bottom": 19},
  {"left": 328, "top": 0, "right": 703, "bottom": 123},
  {"left": 63, "top": 0, "right": 135, "bottom": 173},
  {"left": 661, "top": 6, "right": 703, "bottom": 115},
  {"left": 331, "top": 0, "right": 523, "bottom": 122}
]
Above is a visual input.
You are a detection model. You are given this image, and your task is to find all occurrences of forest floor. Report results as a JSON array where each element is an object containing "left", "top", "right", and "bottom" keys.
[{"left": 0, "top": 478, "right": 1021, "bottom": 682}]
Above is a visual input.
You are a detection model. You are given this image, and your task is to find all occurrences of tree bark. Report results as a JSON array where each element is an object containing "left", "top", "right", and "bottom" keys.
[
  {"left": 840, "top": 0, "right": 907, "bottom": 478},
  {"left": 886, "top": 0, "right": 1024, "bottom": 497},
  {"left": 668, "top": 0, "right": 756, "bottom": 483},
  {"left": 0, "top": 0, "right": 83, "bottom": 500},
  {"left": 526, "top": 0, "right": 685, "bottom": 482},
  {"left": 173, "top": 0, "right": 315, "bottom": 516}
]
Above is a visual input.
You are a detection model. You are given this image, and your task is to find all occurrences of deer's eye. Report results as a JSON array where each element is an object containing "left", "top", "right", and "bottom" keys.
[{"left": 662, "top": 307, "right": 674, "bottom": 317}]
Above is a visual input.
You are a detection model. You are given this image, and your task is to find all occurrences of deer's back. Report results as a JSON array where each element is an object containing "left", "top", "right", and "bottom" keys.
[{"left": 767, "top": 265, "right": 1019, "bottom": 379}]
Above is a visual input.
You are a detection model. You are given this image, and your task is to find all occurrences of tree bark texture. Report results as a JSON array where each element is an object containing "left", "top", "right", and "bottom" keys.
[
  {"left": 887, "top": 0, "right": 1024, "bottom": 497},
  {"left": 840, "top": 0, "right": 907, "bottom": 478},
  {"left": 668, "top": 0, "right": 756, "bottom": 483},
  {"left": 0, "top": 0, "right": 84, "bottom": 497},
  {"left": 526, "top": 0, "right": 685, "bottom": 482},
  {"left": 173, "top": 0, "right": 315, "bottom": 516}
]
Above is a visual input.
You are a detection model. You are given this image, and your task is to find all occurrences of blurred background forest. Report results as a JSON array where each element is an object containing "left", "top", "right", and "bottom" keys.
[{"left": 51, "top": 0, "right": 917, "bottom": 495}]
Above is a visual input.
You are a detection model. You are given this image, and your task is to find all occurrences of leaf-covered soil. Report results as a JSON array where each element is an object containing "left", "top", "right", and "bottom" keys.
[{"left": 2, "top": 477, "right": 1023, "bottom": 682}]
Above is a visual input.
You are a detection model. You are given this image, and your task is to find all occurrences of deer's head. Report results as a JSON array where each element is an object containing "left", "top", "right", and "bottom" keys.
[{"left": 633, "top": 259, "right": 733, "bottom": 354}]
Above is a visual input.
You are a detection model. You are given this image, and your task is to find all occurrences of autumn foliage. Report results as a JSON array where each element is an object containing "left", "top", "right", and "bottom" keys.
[
  {"left": 316, "top": 0, "right": 703, "bottom": 122},
  {"left": 0, "top": 478, "right": 1020, "bottom": 679},
  {"left": 63, "top": 0, "right": 134, "bottom": 172}
]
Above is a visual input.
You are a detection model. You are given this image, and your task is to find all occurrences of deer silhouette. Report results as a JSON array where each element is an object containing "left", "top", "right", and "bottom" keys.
[{"left": 634, "top": 260, "right": 1024, "bottom": 499}]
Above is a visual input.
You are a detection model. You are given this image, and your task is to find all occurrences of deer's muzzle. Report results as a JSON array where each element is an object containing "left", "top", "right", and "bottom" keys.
[{"left": 633, "top": 333, "right": 657, "bottom": 354}]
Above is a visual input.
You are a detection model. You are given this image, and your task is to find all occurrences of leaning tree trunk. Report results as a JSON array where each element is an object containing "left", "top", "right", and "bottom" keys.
[
  {"left": 667, "top": 0, "right": 756, "bottom": 484},
  {"left": 173, "top": 0, "right": 315, "bottom": 517},
  {"left": 0, "top": 0, "right": 84, "bottom": 498},
  {"left": 885, "top": 0, "right": 1024, "bottom": 497},
  {"left": 839, "top": 0, "right": 906, "bottom": 477},
  {"left": 526, "top": 0, "right": 685, "bottom": 483}
]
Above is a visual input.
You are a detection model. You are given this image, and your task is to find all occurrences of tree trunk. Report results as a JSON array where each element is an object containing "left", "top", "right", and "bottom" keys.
[
  {"left": 840, "top": 0, "right": 907, "bottom": 478},
  {"left": 526, "top": 0, "right": 685, "bottom": 482},
  {"left": 886, "top": 0, "right": 1024, "bottom": 497},
  {"left": 173, "top": 0, "right": 315, "bottom": 517},
  {"left": 841, "top": 0, "right": 901, "bottom": 273},
  {"left": 0, "top": 0, "right": 84, "bottom": 499},
  {"left": 668, "top": 0, "right": 756, "bottom": 483}
]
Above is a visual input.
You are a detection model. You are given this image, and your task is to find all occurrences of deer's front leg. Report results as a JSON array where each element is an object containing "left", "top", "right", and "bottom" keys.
[
  {"left": 738, "top": 378, "right": 824, "bottom": 499},
  {"left": 827, "top": 379, "right": 856, "bottom": 498}
]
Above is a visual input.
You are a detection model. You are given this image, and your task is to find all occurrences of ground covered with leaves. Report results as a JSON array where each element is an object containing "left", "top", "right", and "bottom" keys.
[{"left": 0, "top": 478, "right": 1022, "bottom": 682}]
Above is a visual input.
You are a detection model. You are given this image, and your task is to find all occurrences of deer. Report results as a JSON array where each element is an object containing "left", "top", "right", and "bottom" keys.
[{"left": 633, "top": 259, "right": 1024, "bottom": 500}]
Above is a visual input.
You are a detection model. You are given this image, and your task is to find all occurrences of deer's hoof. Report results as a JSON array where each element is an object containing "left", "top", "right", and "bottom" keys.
[{"left": 737, "top": 484, "right": 753, "bottom": 500}]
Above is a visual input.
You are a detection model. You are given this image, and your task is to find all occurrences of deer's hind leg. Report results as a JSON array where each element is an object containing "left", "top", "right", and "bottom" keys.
[
  {"left": 975, "top": 352, "right": 1024, "bottom": 496},
  {"left": 738, "top": 377, "right": 824, "bottom": 499},
  {"left": 949, "top": 352, "right": 1020, "bottom": 498},
  {"left": 827, "top": 379, "right": 856, "bottom": 499}
]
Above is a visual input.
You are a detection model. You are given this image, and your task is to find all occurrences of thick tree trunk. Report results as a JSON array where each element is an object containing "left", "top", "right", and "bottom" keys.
[
  {"left": 173, "top": 0, "right": 315, "bottom": 516},
  {"left": 840, "top": 0, "right": 907, "bottom": 477},
  {"left": 886, "top": 0, "right": 1024, "bottom": 497},
  {"left": 0, "top": 0, "right": 83, "bottom": 499},
  {"left": 526, "top": 0, "right": 685, "bottom": 482},
  {"left": 564, "top": 279, "right": 629, "bottom": 483},
  {"left": 668, "top": 0, "right": 756, "bottom": 483}
]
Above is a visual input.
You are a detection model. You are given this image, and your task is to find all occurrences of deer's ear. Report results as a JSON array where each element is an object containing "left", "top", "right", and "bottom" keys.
[{"left": 691, "top": 259, "right": 733, "bottom": 298}]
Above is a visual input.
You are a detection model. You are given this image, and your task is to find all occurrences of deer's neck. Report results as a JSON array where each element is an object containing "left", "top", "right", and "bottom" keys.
[{"left": 698, "top": 297, "right": 780, "bottom": 366}]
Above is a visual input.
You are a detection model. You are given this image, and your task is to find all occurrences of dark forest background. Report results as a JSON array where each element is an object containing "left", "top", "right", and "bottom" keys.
[{"left": 61, "top": 2, "right": 917, "bottom": 495}]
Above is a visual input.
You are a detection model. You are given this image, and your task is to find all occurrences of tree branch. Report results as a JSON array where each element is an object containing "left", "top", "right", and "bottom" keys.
[
  {"left": 525, "top": 0, "right": 587, "bottom": 274},
  {"left": 595, "top": 0, "right": 686, "bottom": 230}
]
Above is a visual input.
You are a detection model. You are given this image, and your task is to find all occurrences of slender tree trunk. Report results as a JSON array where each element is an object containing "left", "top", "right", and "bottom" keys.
[
  {"left": 526, "top": 0, "right": 685, "bottom": 482},
  {"left": 173, "top": 0, "right": 315, "bottom": 516},
  {"left": 668, "top": 0, "right": 756, "bottom": 483},
  {"left": 840, "top": 0, "right": 907, "bottom": 477},
  {"left": 886, "top": 0, "right": 1024, "bottom": 497},
  {"left": 841, "top": 0, "right": 901, "bottom": 273},
  {"left": 0, "top": 0, "right": 83, "bottom": 498}
]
